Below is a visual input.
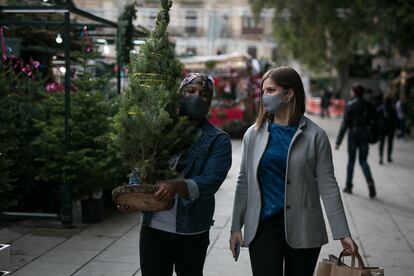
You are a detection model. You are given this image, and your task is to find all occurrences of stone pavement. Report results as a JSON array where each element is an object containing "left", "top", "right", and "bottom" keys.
[{"left": 1, "top": 114, "right": 413, "bottom": 275}]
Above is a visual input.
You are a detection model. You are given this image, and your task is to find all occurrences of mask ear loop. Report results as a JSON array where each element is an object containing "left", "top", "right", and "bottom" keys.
[{"left": 261, "top": 91, "right": 274, "bottom": 128}]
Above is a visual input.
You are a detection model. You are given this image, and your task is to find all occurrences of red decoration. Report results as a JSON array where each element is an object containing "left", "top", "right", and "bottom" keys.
[
  {"left": 1, "top": 26, "right": 41, "bottom": 80},
  {"left": 31, "top": 58, "right": 40, "bottom": 69},
  {"left": 46, "top": 82, "right": 79, "bottom": 94},
  {"left": 209, "top": 106, "right": 244, "bottom": 127}
]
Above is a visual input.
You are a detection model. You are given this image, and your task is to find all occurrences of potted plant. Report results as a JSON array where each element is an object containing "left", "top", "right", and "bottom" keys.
[
  {"left": 111, "top": 0, "right": 195, "bottom": 211},
  {"left": 0, "top": 50, "right": 44, "bottom": 214},
  {"left": 34, "top": 91, "right": 121, "bottom": 223},
  {"left": 68, "top": 90, "right": 122, "bottom": 223},
  {"left": 33, "top": 43, "right": 122, "bottom": 223}
]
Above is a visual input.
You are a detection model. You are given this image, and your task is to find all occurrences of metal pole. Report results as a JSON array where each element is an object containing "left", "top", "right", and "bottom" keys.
[
  {"left": 61, "top": 10, "right": 73, "bottom": 226},
  {"left": 2, "top": 212, "right": 59, "bottom": 219}
]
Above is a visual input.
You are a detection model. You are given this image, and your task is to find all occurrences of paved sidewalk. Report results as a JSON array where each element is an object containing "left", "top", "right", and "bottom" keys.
[{"left": 1, "top": 114, "right": 413, "bottom": 275}]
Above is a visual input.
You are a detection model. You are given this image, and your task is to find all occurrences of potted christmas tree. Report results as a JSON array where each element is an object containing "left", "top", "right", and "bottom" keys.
[
  {"left": 111, "top": 0, "right": 194, "bottom": 211},
  {"left": 33, "top": 41, "right": 123, "bottom": 223}
]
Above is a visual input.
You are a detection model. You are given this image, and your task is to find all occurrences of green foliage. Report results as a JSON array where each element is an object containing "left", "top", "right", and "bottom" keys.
[
  {"left": 111, "top": 0, "right": 195, "bottom": 184},
  {"left": 33, "top": 46, "right": 124, "bottom": 200},
  {"left": 249, "top": 0, "right": 414, "bottom": 72},
  {"left": 0, "top": 154, "right": 14, "bottom": 212},
  {"left": 0, "top": 61, "right": 44, "bottom": 211},
  {"left": 33, "top": 92, "right": 123, "bottom": 199},
  {"left": 116, "top": 1, "right": 138, "bottom": 66},
  {"left": 71, "top": 45, "right": 110, "bottom": 92},
  {"left": 362, "top": 0, "right": 414, "bottom": 57},
  {"left": 32, "top": 93, "right": 65, "bottom": 184}
]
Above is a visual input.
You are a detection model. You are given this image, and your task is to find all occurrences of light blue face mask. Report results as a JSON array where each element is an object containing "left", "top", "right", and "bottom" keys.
[{"left": 262, "top": 90, "right": 291, "bottom": 115}]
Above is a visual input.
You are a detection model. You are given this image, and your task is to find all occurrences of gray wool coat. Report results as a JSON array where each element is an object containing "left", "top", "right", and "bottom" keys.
[{"left": 231, "top": 116, "right": 351, "bottom": 248}]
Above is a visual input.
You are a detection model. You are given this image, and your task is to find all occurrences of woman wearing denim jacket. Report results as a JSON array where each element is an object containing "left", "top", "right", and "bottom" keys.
[
  {"left": 229, "top": 67, "right": 358, "bottom": 276},
  {"left": 121, "top": 73, "right": 232, "bottom": 276}
]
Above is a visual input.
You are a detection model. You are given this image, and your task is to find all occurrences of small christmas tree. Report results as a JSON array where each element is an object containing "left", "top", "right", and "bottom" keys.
[
  {"left": 0, "top": 44, "right": 44, "bottom": 212},
  {"left": 112, "top": 0, "right": 194, "bottom": 185},
  {"left": 33, "top": 42, "right": 124, "bottom": 201}
]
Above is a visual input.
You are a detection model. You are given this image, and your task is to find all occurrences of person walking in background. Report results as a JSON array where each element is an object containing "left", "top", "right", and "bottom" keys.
[
  {"left": 230, "top": 67, "right": 358, "bottom": 276},
  {"left": 336, "top": 83, "right": 376, "bottom": 198},
  {"left": 364, "top": 88, "right": 374, "bottom": 104},
  {"left": 320, "top": 89, "right": 332, "bottom": 118},
  {"left": 120, "top": 73, "right": 232, "bottom": 276},
  {"left": 396, "top": 95, "right": 407, "bottom": 139},
  {"left": 377, "top": 93, "right": 398, "bottom": 164},
  {"left": 373, "top": 90, "right": 384, "bottom": 109}
]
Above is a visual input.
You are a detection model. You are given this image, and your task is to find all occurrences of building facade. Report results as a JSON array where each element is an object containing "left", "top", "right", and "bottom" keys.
[{"left": 74, "top": 0, "right": 277, "bottom": 60}]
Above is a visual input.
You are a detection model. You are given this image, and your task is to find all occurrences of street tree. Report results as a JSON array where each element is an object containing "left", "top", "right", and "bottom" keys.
[{"left": 249, "top": 0, "right": 414, "bottom": 89}]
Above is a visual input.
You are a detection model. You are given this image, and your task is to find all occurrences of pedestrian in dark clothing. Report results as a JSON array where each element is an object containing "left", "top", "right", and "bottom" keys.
[
  {"left": 336, "top": 84, "right": 376, "bottom": 198},
  {"left": 377, "top": 94, "right": 398, "bottom": 164},
  {"left": 320, "top": 89, "right": 332, "bottom": 118},
  {"left": 396, "top": 96, "right": 407, "bottom": 139}
]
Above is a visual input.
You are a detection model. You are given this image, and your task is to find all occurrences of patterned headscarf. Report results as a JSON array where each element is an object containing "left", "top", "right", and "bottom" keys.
[{"left": 179, "top": 73, "right": 214, "bottom": 95}]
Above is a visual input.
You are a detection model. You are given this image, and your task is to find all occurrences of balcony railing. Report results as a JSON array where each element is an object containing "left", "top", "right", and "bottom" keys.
[{"left": 242, "top": 27, "right": 263, "bottom": 35}]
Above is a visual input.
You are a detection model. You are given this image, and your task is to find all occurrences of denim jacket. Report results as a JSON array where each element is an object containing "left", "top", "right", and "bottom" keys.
[{"left": 129, "top": 118, "right": 232, "bottom": 233}]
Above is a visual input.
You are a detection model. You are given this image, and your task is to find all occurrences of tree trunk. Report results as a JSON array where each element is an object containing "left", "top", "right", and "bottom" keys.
[{"left": 337, "top": 62, "right": 350, "bottom": 98}]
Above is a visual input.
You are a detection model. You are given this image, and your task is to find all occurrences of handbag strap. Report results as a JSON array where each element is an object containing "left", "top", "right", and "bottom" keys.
[{"left": 338, "top": 250, "right": 366, "bottom": 269}]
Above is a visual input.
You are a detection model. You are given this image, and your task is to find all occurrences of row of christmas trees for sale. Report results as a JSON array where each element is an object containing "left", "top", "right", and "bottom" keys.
[
  {"left": 0, "top": 41, "right": 126, "bottom": 214},
  {"left": 1, "top": 0, "right": 195, "bottom": 215}
]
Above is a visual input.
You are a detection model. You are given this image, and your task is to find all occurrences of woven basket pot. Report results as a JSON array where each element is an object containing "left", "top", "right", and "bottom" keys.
[{"left": 112, "top": 184, "right": 174, "bottom": 212}]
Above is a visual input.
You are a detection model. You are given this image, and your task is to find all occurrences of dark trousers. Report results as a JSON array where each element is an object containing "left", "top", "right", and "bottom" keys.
[
  {"left": 378, "top": 129, "right": 395, "bottom": 161},
  {"left": 346, "top": 133, "right": 374, "bottom": 188},
  {"left": 249, "top": 212, "right": 321, "bottom": 276},
  {"left": 320, "top": 107, "right": 330, "bottom": 118},
  {"left": 139, "top": 226, "right": 210, "bottom": 276},
  {"left": 397, "top": 118, "right": 406, "bottom": 138}
]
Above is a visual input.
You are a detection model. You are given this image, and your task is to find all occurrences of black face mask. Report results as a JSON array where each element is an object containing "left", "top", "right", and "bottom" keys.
[{"left": 180, "top": 95, "right": 210, "bottom": 120}]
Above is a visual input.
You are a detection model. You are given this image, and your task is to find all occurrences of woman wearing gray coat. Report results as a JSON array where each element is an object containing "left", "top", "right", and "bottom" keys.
[{"left": 229, "top": 67, "right": 358, "bottom": 276}]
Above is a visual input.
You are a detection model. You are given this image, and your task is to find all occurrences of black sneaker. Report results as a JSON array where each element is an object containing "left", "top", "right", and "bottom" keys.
[
  {"left": 343, "top": 187, "right": 352, "bottom": 194},
  {"left": 368, "top": 185, "right": 376, "bottom": 198},
  {"left": 388, "top": 157, "right": 393, "bottom": 163}
]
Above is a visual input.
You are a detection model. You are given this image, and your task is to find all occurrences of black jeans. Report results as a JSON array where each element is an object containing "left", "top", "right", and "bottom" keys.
[
  {"left": 249, "top": 212, "right": 321, "bottom": 276},
  {"left": 378, "top": 129, "right": 395, "bottom": 161},
  {"left": 346, "top": 132, "right": 374, "bottom": 188},
  {"left": 139, "top": 226, "right": 210, "bottom": 276}
]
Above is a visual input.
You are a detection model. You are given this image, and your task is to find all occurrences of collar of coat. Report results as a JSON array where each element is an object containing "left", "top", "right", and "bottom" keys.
[{"left": 265, "top": 115, "right": 307, "bottom": 132}]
